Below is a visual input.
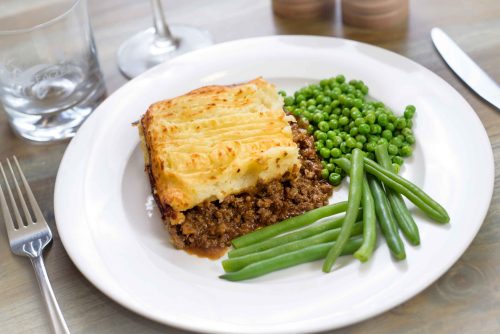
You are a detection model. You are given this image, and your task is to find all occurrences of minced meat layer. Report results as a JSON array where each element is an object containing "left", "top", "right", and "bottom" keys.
[{"left": 159, "top": 121, "right": 333, "bottom": 250}]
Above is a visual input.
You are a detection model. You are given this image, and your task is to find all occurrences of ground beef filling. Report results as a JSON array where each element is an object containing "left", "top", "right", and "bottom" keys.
[{"left": 163, "top": 122, "right": 333, "bottom": 249}]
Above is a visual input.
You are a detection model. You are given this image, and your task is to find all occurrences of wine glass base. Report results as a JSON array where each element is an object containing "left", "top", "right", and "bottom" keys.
[{"left": 117, "top": 25, "right": 213, "bottom": 79}]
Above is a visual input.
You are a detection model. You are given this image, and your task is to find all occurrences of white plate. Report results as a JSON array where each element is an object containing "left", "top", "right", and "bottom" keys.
[{"left": 55, "top": 36, "right": 494, "bottom": 334}]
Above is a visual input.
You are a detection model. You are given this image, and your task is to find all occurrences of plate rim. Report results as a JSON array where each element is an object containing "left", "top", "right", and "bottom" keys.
[{"left": 54, "top": 35, "right": 495, "bottom": 334}]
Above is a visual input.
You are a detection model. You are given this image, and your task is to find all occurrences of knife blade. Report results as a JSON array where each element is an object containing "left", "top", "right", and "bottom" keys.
[{"left": 431, "top": 27, "right": 500, "bottom": 110}]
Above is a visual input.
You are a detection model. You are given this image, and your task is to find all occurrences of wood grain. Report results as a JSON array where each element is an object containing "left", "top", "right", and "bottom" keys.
[{"left": 0, "top": 0, "right": 499, "bottom": 333}]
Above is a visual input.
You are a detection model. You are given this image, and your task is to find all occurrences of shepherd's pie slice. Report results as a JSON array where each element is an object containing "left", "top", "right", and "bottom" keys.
[{"left": 139, "top": 78, "right": 301, "bottom": 225}]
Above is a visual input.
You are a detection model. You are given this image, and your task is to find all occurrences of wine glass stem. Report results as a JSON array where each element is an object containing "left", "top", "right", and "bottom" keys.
[{"left": 150, "top": 0, "right": 177, "bottom": 47}]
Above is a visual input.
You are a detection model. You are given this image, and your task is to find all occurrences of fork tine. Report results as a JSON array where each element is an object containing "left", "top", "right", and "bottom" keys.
[
  {"left": 0, "top": 173, "right": 17, "bottom": 235},
  {"left": 0, "top": 162, "right": 23, "bottom": 229},
  {"left": 12, "top": 156, "right": 44, "bottom": 223},
  {"left": 7, "top": 158, "right": 34, "bottom": 224}
]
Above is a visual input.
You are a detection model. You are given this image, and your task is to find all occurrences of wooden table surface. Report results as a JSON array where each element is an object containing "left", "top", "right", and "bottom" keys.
[{"left": 0, "top": 0, "right": 499, "bottom": 333}]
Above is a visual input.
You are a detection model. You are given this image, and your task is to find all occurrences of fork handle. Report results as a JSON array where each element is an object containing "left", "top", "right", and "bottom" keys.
[{"left": 31, "top": 255, "right": 70, "bottom": 334}]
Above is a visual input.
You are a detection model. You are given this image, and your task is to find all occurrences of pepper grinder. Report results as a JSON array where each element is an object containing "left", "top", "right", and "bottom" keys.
[{"left": 341, "top": 0, "right": 409, "bottom": 29}]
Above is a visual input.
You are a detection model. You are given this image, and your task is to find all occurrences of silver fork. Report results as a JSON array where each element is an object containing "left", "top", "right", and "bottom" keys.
[{"left": 0, "top": 156, "right": 70, "bottom": 334}]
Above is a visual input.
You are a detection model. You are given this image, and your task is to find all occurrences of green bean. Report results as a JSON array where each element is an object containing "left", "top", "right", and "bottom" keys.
[
  {"left": 223, "top": 222, "right": 363, "bottom": 272},
  {"left": 363, "top": 158, "right": 449, "bottom": 223},
  {"left": 333, "top": 160, "right": 377, "bottom": 262},
  {"left": 220, "top": 236, "right": 363, "bottom": 281},
  {"left": 367, "top": 174, "right": 406, "bottom": 260},
  {"left": 354, "top": 175, "right": 377, "bottom": 262},
  {"left": 375, "top": 144, "right": 420, "bottom": 245},
  {"left": 323, "top": 149, "right": 364, "bottom": 272},
  {"left": 231, "top": 201, "right": 348, "bottom": 248},
  {"left": 334, "top": 158, "right": 449, "bottom": 224},
  {"left": 228, "top": 209, "right": 362, "bottom": 258}
]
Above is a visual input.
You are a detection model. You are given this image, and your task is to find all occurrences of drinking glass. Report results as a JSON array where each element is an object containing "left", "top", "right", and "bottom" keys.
[
  {"left": 117, "top": 0, "right": 213, "bottom": 79},
  {"left": 0, "top": 0, "right": 106, "bottom": 142}
]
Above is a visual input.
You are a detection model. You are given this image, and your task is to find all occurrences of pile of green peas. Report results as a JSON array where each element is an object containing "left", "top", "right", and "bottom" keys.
[{"left": 278, "top": 75, "right": 416, "bottom": 186}]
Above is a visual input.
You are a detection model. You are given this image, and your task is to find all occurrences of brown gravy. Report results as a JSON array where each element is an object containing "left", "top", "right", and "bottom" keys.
[{"left": 185, "top": 247, "right": 228, "bottom": 260}]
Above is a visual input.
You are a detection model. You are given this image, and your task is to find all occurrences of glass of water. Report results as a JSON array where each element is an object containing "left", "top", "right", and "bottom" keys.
[{"left": 0, "top": 0, "right": 106, "bottom": 142}]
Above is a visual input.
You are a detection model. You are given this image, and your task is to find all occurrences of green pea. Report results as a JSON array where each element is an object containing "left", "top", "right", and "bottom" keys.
[
  {"left": 331, "top": 100, "right": 340, "bottom": 108},
  {"left": 388, "top": 144, "right": 399, "bottom": 155},
  {"left": 325, "top": 139, "right": 334, "bottom": 149},
  {"left": 365, "top": 113, "right": 376, "bottom": 124},
  {"left": 350, "top": 127, "right": 359, "bottom": 136},
  {"left": 366, "top": 142, "right": 376, "bottom": 151},
  {"left": 313, "top": 113, "right": 324, "bottom": 124},
  {"left": 307, "top": 98, "right": 317, "bottom": 106},
  {"left": 327, "top": 130, "right": 336, "bottom": 139},
  {"left": 329, "top": 119, "right": 339, "bottom": 130},
  {"left": 331, "top": 147, "right": 342, "bottom": 158},
  {"left": 406, "top": 134, "right": 416, "bottom": 145},
  {"left": 392, "top": 163, "right": 401, "bottom": 174},
  {"left": 326, "top": 163, "right": 335, "bottom": 172},
  {"left": 339, "top": 131, "right": 347, "bottom": 139},
  {"left": 339, "top": 116, "right": 349, "bottom": 126},
  {"left": 406, "top": 119, "right": 413, "bottom": 128},
  {"left": 340, "top": 142, "right": 349, "bottom": 153},
  {"left": 396, "top": 117, "right": 407, "bottom": 129},
  {"left": 306, "top": 125, "right": 314, "bottom": 134},
  {"left": 306, "top": 105, "right": 316, "bottom": 112},
  {"left": 354, "top": 117, "right": 365, "bottom": 126},
  {"left": 336, "top": 74, "right": 346, "bottom": 83},
  {"left": 332, "top": 136, "right": 343, "bottom": 147},
  {"left": 295, "top": 94, "right": 305, "bottom": 103},
  {"left": 317, "top": 132, "right": 328, "bottom": 141},
  {"left": 334, "top": 167, "right": 343, "bottom": 175},
  {"left": 320, "top": 79, "right": 329, "bottom": 87},
  {"left": 346, "top": 137, "right": 357, "bottom": 148},
  {"left": 361, "top": 85, "right": 369, "bottom": 95},
  {"left": 340, "top": 83, "right": 349, "bottom": 93},
  {"left": 377, "top": 138, "right": 388, "bottom": 146},
  {"left": 318, "top": 121, "right": 329, "bottom": 132},
  {"left": 333, "top": 107, "right": 342, "bottom": 115},
  {"left": 349, "top": 108, "right": 360, "bottom": 119},
  {"left": 401, "top": 128, "right": 412, "bottom": 136},
  {"left": 356, "top": 134, "right": 367, "bottom": 143},
  {"left": 321, "top": 168, "right": 329, "bottom": 179},
  {"left": 377, "top": 113, "right": 388, "bottom": 126},
  {"left": 392, "top": 156, "right": 404, "bottom": 165},
  {"left": 284, "top": 96, "right": 294, "bottom": 106},
  {"left": 359, "top": 123, "right": 371, "bottom": 135},
  {"left": 316, "top": 95, "right": 326, "bottom": 104},
  {"left": 391, "top": 137, "right": 403, "bottom": 147},
  {"left": 400, "top": 145, "right": 412, "bottom": 157},
  {"left": 328, "top": 173, "right": 342, "bottom": 186},
  {"left": 382, "top": 129, "right": 393, "bottom": 140},
  {"left": 354, "top": 99, "right": 363, "bottom": 109},
  {"left": 339, "top": 95, "right": 347, "bottom": 105},
  {"left": 370, "top": 124, "right": 382, "bottom": 134},
  {"left": 323, "top": 105, "right": 332, "bottom": 114},
  {"left": 344, "top": 153, "right": 352, "bottom": 160},
  {"left": 356, "top": 141, "right": 363, "bottom": 150},
  {"left": 404, "top": 105, "right": 416, "bottom": 118},
  {"left": 385, "top": 123, "right": 395, "bottom": 131},
  {"left": 345, "top": 97, "right": 354, "bottom": 108},
  {"left": 320, "top": 147, "right": 331, "bottom": 159}
]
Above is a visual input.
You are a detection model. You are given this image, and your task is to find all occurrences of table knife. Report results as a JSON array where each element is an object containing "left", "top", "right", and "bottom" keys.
[{"left": 431, "top": 27, "right": 500, "bottom": 110}]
